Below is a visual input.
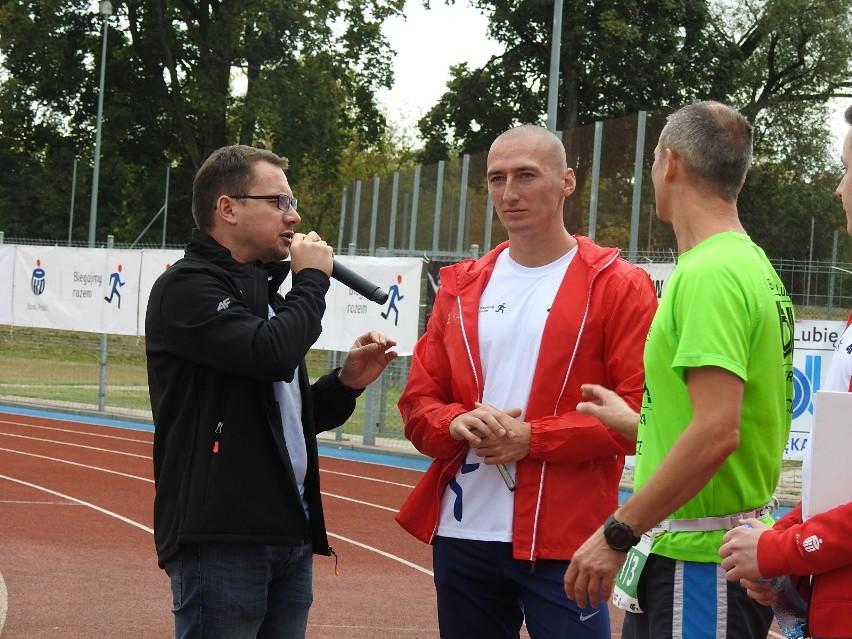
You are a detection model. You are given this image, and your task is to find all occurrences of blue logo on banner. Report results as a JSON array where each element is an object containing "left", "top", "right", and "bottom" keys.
[
  {"left": 380, "top": 275, "right": 405, "bottom": 326},
  {"left": 31, "top": 260, "right": 46, "bottom": 295},
  {"left": 792, "top": 354, "right": 821, "bottom": 419}
]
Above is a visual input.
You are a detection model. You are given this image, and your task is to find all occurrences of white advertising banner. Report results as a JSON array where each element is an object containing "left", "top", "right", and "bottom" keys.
[
  {"left": 0, "top": 245, "right": 14, "bottom": 324},
  {"left": 309, "top": 256, "right": 423, "bottom": 356},
  {"left": 137, "top": 249, "right": 185, "bottom": 336},
  {"left": 3, "top": 245, "right": 422, "bottom": 349},
  {"left": 787, "top": 319, "right": 849, "bottom": 460},
  {"left": 11, "top": 246, "right": 144, "bottom": 335},
  {"left": 100, "top": 249, "right": 143, "bottom": 335},
  {"left": 13, "top": 246, "right": 101, "bottom": 331}
]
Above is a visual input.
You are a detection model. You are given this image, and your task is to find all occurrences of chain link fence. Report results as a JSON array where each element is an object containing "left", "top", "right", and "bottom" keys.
[{"left": 3, "top": 107, "right": 851, "bottom": 500}]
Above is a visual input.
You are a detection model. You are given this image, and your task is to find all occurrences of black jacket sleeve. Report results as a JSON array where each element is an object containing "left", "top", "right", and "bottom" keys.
[{"left": 147, "top": 262, "right": 329, "bottom": 383}]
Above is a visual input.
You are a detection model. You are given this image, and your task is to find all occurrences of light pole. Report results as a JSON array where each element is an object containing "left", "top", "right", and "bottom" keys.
[
  {"left": 87, "top": 0, "right": 112, "bottom": 248},
  {"left": 545, "top": 0, "right": 563, "bottom": 132}
]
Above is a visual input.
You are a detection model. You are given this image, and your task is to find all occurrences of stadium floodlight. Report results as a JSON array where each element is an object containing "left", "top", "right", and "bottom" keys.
[{"left": 87, "top": 1, "right": 113, "bottom": 247}]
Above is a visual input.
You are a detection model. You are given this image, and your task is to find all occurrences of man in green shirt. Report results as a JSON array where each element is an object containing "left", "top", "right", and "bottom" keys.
[{"left": 563, "top": 101, "right": 794, "bottom": 638}]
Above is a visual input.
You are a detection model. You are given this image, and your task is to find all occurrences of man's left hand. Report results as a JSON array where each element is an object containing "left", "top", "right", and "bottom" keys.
[
  {"left": 718, "top": 518, "right": 769, "bottom": 582},
  {"left": 337, "top": 331, "right": 398, "bottom": 389},
  {"left": 563, "top": 528, "right": 627, "bottom": 609}
]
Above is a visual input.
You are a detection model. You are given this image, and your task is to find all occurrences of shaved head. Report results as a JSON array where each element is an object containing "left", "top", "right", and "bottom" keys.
[{"left": 489, "top": 125, "right": 567, "bottom": 175}]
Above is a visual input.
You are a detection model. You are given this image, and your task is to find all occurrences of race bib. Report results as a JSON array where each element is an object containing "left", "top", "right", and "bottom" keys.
[{"left": 612, "top": 531, "right": 655, "bottom": 613}]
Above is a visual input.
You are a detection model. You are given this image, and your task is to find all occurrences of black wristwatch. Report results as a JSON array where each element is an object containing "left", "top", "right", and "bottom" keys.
[{"left": 603, "top": 514, "right": 641, "bottom": 552}]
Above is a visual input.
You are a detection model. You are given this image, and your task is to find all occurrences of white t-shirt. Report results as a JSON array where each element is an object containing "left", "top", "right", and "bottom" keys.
[
  {"left": 823, "top": 319, "right": 852, "bottom": 393},
  {"left": 435, "top": 248, "right": 575, "bottom": 541},
  {"left": 268, "top": 305, "right": 309, "bottom": 513}
]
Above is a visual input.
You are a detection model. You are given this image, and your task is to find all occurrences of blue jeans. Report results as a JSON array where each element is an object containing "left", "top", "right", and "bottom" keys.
[
  {"left": 433, "top": 536, "right": 610, "bottom": 639},
  {"left": 164, "top": 542, "right": 313, "bottom": 639}
]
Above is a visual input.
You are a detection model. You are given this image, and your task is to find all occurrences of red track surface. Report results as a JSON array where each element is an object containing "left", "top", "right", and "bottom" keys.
[{"left": 0, "top": 409, "right": 634, "bottom": 638}]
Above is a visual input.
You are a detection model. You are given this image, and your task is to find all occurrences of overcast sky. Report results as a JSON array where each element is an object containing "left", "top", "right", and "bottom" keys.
[{"left": 376, "top": 0, "right": 502, "bottom": 135}]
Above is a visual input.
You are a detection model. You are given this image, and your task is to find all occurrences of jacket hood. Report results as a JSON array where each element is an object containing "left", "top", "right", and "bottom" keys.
[
  {"left": 186, "top": 228, "right": 291, "bottom": 291},
  {"left": 438, "top": 235, "right": 620, "bottom": 296}
]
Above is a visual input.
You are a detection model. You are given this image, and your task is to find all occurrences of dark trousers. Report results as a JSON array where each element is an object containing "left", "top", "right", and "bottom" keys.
[{"left": 433, "top": 536, "right": 610, "bottom": 639}]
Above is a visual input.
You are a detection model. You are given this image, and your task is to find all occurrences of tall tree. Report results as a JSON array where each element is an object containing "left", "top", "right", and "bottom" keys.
[
  {"left": 420, "top": 0, "right": 852, "bottom": 170},
  {"left": 717, "top": 0, "right": 852, "bottom": 172},
  {"left": 418, "top": 0, "right": 735, "bottom": 160},
  {"left": 0, "top": 0, "right": 404, "bottom": 243}
]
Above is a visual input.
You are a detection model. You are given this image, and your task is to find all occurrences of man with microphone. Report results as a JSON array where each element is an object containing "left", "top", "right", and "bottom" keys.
[{"left": 145, "top": 144, "right": 397, "bottom": 638}]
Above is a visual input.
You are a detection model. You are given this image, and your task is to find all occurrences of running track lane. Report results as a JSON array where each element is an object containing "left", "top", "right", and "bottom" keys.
[
  {"left": 0, "top": 408, "right": 640, "bottom": 637},
  {"left": 0, "top": 409, "right": 445, "bottom": 638}
]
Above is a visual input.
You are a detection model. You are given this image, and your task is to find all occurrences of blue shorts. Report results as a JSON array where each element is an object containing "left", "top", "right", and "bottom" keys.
[
  {"left": 433, "top": 536, "right": 609, "bottom": 639},
  {"left": 623, "top": 553, "right": 772, "bottom": 639}
]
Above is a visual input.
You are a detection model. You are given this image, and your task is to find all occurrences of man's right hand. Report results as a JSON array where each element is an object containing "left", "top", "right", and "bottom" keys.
[
  {"left": 449, "top": 404, "right": 522, "bottom": 445},
  {"left": 576, "top": 383, "right": 640, "bottom": 439},
  {"left": 290, "top": 231, "right": 333, "bottom": 276}
]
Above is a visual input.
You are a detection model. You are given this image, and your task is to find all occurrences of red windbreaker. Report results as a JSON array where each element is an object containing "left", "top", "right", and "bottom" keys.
[
  {"left": 759, "top": 501, "right": 852, "bottom": 638},
  {"left": 395, "top": 236, "right": 658, "bottom": 562}
]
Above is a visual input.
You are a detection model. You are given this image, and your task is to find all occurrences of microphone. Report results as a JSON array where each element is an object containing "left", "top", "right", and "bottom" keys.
[{"left": 332, "top": 260, "right": 389, "bottom": 305}]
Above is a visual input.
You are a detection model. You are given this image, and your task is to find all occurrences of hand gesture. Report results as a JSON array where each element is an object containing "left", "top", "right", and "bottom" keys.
[
  {"left": 576, "top": 384, "right": 640, "bottom": 439},
  {"left": 337, "top": 331, "right": 398, "bottom": 390}
]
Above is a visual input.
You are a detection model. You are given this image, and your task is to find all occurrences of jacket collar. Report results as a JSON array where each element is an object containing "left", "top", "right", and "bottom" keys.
[
  {"left": 185, "top": 228, "right": 291, "bottom": 290},
  {"left": 439, "top": 235, "right": 620, "bottom": 296}
]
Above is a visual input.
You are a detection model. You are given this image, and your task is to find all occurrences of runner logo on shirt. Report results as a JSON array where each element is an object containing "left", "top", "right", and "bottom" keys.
[{"left": 479, "top": 302, "right": 508, "bottom": 314}]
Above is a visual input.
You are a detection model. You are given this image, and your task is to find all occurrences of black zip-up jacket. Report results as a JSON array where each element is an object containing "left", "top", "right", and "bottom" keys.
[{"left": 145, "top": 229, "right": 362, "bottom": 567}]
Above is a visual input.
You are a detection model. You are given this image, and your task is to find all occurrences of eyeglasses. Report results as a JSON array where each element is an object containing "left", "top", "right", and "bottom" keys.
[{"left": 230, "top": 193, "right": 298, "bottom": 212}]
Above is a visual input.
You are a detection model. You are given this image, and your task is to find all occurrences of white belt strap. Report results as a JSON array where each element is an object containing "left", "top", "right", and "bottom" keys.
[{"left": 655, "top": 497, "right": 778, "bottom": 533}]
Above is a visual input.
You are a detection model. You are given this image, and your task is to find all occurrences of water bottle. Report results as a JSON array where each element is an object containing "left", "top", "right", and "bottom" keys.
[
  {"left": 768, "top": 574, "right": 807, "bottom": 639},
  {"left": 740, "top": 525, "right": 807, "bottom": 639}
]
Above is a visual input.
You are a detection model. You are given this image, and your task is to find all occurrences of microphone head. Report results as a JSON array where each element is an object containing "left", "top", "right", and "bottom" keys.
[{"left": 373, "top": 288, "right": 389, "bottom": 305}]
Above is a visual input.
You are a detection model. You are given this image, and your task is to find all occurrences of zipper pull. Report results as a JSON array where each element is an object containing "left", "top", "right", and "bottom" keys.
[{"left": 329, "top": 546, "right": 339, "bottom": 576}]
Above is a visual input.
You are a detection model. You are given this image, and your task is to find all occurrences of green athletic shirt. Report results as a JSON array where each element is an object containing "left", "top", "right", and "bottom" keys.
[{"left": 634, "top": 232, "right": 794, "bottom": 563}]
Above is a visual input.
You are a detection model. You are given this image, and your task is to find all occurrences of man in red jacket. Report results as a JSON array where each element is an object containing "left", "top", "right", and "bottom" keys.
[
  {"left": 395, "top": 124, "right": 658, "bottom": 639},
  {"left": 719, "top": 104, "right": 852, "bottom": 639}
]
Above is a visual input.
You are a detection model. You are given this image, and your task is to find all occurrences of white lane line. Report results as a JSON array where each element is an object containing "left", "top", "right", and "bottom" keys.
[
  {"left": 322, "top": 492, "right": 398, "bottom": 513},
  {"left": 0, "top": 420, "right": 151, "bottom": 444},
  {"left": 321, "top": 469, "right": 415, "bottom": 489},
  {"left": 0, "top": 447, "right": 152, "bottom": 482},
  {"left": 0, "top": 478, "right": 431, "bottom": 580},
  {"left": 0, "top": 500, "right": 80, "bottom": 506},
  {"left": 0, "top": 433, "right": 148, "bottom": 459},
  {"left": 0, "top": 475, "right": 153, "bottom": 534},
  {"left": 0, "top": 455, "right": 431, "bottom": 601},
  {"left": 326, "top": 532, "right": 433, "bottom": 577},
  {"left": 0, "top": 569, "right": 6, "bottom": 636}
]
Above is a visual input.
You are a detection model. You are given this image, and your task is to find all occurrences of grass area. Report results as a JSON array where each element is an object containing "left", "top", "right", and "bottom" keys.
[
  {"left": 0, "top": 325, "right": 806, "bottom": 483},
  {"left": 0, "top": 325, "right": 408, "bottom": 438}
]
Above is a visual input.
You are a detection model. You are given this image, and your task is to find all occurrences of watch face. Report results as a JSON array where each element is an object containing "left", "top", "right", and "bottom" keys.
[
  {"left": 606, "top": 525, "right": 632, "bottom": 548},
  {"left": 604, "top": 516, "right": 637, "bottom": 551}
]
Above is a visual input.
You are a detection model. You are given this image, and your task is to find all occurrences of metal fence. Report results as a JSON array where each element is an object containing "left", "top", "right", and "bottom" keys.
[
  {"left": 339, "top": 110, "right": 680, "bottom": 262},
  {"left": 3, "top": 106, "right": 852, "bottom": 498}
]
